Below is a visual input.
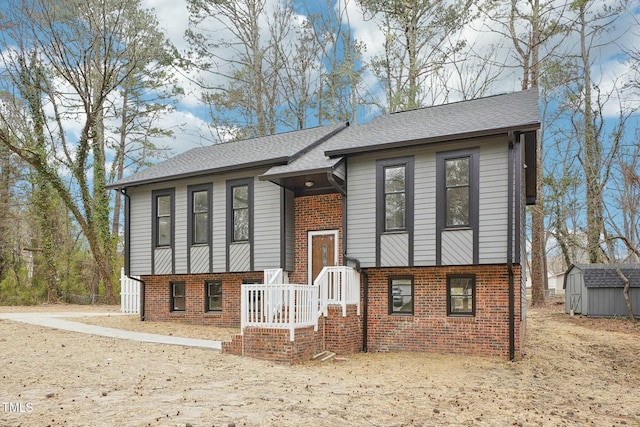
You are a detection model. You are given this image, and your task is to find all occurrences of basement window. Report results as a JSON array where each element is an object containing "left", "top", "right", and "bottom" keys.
[
  {"left": 171, "top": 282, "right": 185, "bottom": 312},
  {"left": 447, "top": 275, "right": 475, "bottom": 316},
  {"left": 205, "top": 281, "right": 222, "bottom": 312},
  {"left": 389, "top": 276, "right": 413, "bottom": 315}
]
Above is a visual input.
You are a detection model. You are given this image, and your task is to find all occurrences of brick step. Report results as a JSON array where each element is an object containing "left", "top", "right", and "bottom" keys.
[{"left": 313, "top": 350, "right": 336, "bottom": 362}]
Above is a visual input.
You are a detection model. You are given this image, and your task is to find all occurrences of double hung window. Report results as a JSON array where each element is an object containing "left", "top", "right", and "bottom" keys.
[
  {"left": 153, "top": 190, "right": 174, "bottom": 248},
  {"left": 389, "top": 276, "right": 413, "bottom": 315},
  {"left": 444, "top": 157, "right": 470, "bottom": 227},
  {"left": 232, "top": 184, "right": 249, "bottom": 242},
  {"left": 205, "top": 281, "right": 222, "bottom": 312},
  {"left": 447, "top": 275, "right": 475, "bottom": 316},
  {"left": 188, "top": 185, "right": 211, "bottom": 246},
  {"left": 384, "top": 165, "right": 406, "bottom": 231},
  {"left": 171, "top": 282, "right": 185, "bottom": 312}
]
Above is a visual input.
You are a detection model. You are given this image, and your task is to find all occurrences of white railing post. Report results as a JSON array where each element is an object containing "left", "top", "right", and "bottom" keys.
[
  {"left": 313, "top": 266, "right": 360, "bottom": 317},
  {"left": 288, "top": 285, "right": 295, "bottom": 341}
]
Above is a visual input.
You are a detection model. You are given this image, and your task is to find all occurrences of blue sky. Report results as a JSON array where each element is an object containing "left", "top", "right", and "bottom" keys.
[{"left": 138, "top": 0, "right": 640, "bottom": 156}]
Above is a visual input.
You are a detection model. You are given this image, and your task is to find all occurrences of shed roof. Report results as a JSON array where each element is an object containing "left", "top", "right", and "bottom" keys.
[{"left": 566, "top": 263, "right": 640, "bottom": 288}]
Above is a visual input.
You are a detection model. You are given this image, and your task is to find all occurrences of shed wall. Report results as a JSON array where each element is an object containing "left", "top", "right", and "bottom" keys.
[{"left": 586, "top": 288, "right": 640, "bottom": 318}]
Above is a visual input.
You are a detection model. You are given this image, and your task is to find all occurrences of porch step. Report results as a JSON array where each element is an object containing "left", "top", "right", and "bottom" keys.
[{"left": 313, "top": 350, "right": 336, "bottom": 362}]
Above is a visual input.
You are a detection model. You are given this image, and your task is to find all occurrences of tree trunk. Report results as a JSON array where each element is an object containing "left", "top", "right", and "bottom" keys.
[
  {"left": 527, "top": 0, "right": 547, "bottom": 306},
  {"left": 622, "top": 278, "right": 636, "bottom": 322},
  {"left": 614, "top": 267, "right": 636, "bottom": 322}
]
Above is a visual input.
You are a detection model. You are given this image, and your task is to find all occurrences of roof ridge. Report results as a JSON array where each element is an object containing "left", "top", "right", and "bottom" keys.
[{"left": 384, "top": 89, "right": 537, "bottom": 117}]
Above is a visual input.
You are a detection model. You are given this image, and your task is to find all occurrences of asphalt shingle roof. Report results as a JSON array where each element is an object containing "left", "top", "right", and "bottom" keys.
[
  {"left": 570, "top": 263, "right": 640, "bottom": 288},
  {"left": 322, "top": 89, "right": 539, "bottom": 157},
  {"left": 111, "top": 123, "right": 345, "bottom": 188},
  {"left": 112, "top": 90, "right": 540, "bottom": 188}
]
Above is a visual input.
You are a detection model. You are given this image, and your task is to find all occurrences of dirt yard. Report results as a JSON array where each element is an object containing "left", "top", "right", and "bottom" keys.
[{"left": 1, "top": 299, "right": 639, "bottom": 427}]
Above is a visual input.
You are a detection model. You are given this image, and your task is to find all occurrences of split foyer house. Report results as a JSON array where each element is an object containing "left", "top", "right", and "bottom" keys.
[{"left": 111, "top": 89, "right": 540, "bottom": 363}]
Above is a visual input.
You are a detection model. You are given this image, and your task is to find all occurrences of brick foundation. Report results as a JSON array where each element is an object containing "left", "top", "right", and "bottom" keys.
[
  {"left": 363, "top": 264, "right": 524, "bottom": 359},
  {"left": 222, "top": 304, "right": 363, "bottom": 364},
  {"left": 141, "top": 272, "right": 262, "bottom": 327},
  {"left": 324, "top": 305, "right": 363, "bottom": 355}
]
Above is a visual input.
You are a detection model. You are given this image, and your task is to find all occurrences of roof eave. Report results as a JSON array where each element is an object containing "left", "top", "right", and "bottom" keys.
[
  {"left": 258, "top": 166, "right": 333, "bottom": 181},
  {"left": 107, "top": 157, "right": 290, "bottom": 190},
  {"left": 324, "top": 123, "right": 541, "bottom": 158}
]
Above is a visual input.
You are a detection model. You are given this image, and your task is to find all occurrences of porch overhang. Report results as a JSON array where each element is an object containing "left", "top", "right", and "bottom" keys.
[{"left": 259, "top": 142, "right": 347, "bottom": 195}]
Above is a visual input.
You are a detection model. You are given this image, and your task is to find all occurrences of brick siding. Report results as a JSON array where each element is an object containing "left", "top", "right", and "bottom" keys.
[
  {"left": 222, "top": 305, "right": 363, "bottom": 364},
  {"left": 141, "top": 191, "right": 525, "bottom": 361},
  {"left": 288, "top": 193, "right": 343, "bottom": 285},
  {"left": 141, "top": 272, "right": 262, "bottom": 327},
  {"left": 363, "top": 264, "right": 524, "bottom": 359}
]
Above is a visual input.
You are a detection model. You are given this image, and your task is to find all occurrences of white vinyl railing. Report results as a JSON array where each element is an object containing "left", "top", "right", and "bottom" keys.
[
  {"left": 264, "top": 268, "right": 288, "bottom": 285},
  {"left": 241, "top": 283, "right": 319, "bottom": 341},
  {"left": 315, "top": 266, "right": 361, "bottom": 317},
  {"left": 241, "top": 266, "right": 360, "bottom": 341},
  {"left": 120, "top": 268, "right": 140, "bottom": 314}
]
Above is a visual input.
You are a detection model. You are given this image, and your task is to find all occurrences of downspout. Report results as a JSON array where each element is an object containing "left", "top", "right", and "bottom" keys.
[
  {"left": 361, "top": 270, "right": 368, "bottom": 352},
  {"left": 507, "top": 134, "right": 516, "bottom": 360},
  {"left": 121, "top": 188, "right": 146, "bottom": 321}
]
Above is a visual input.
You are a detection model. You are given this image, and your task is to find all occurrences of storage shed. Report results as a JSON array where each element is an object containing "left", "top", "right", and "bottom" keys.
[{"left": 564, "top": 263, "right": 640, "bottom": 317}]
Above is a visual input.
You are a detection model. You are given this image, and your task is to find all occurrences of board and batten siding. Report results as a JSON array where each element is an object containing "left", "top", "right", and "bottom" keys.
[
  {"left": 345, "top": 137, "right": 515, "bottom": 268},
  {"left": 125, "top": 169, "right": 286, "bottom": 276}
]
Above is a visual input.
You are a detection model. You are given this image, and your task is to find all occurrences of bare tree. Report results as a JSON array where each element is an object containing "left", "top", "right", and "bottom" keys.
[
  {"left": 477, "top": 0, "right": 570, "bottom": 306},
  {"left": 186, "top": 0, "right": 291, "bottom": 138},
  {"left": 305, "top": 0, "right": 367, "bottom": 125},
  {"left": 359, "top": 0, "right": 475, "bottom": 112},
  {"left": 0, "top": 0, "right": 176, "bottom": 303}
]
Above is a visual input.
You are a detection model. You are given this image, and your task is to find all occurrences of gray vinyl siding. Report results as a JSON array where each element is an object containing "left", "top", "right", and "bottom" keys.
[
  {"left": 346, "top": 138, "right": 512, "bottom": 268},
  {"left": 414, "top": 149, "right": 437, "bottom": 265},
  {"left": 212, "top": 181, "right": 226, "bottom": 272},
  {"left": 253, "top": 178, "right": 282, "bottom": 271},
  {"left": 128, "top": 187, "right": 152, "bottom": 276},
  {"left": 174, "top": 186, "right": 188, "bottom": 274},
  {"left": 478, "top": 140, "right": 509, "bottom": 264},
  {"left": 346, "top": 155, "right": 377, "bottom": 267},
  {"left": 333, "top": 161, "right": 346, "bottom": 181},
  {"left": 125, "top": 168, "right": 287, "bottom": 276}
]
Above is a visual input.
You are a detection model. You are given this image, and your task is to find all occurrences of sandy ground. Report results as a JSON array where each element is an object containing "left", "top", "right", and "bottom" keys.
[{"left": 1, "top": 299, "right": 639, "bottom": 427}]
